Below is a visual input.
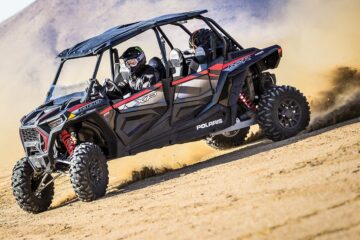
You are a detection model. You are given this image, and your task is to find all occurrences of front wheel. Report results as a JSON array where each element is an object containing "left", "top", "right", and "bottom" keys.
[
  {"left": 257, "top": 85, "right": 310, "bottom": 141},
  {"left": 12, "top": 158, "right": 54, "bottom": 213},
  {"left": 70, "top": 143, "right": 109, "bottom": 202}
]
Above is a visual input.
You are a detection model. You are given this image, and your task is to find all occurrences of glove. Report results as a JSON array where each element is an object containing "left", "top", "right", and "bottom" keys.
[{"left": 117, "top": 80, "right": 131, "bottom": 95}]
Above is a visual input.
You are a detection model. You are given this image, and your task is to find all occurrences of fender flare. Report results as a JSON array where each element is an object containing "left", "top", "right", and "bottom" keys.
[{"left": 47, "top": 111, "right": 119, "bottom": 167}]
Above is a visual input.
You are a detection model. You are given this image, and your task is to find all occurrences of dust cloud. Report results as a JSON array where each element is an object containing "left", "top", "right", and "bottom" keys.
[{"left": 309, "top": 67, "right": 360, "bottom": 130}]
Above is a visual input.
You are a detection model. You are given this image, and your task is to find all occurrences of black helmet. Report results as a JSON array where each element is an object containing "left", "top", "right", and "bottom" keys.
[
  {"left": 189, "top": 28, "right": 214, "bottom": 49},
  {"left": 122, "top": 46, "right": 146, "bottom": 74}
]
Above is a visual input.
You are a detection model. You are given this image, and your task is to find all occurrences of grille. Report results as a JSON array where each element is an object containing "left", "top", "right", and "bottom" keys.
[{"left": 21, "top": 128, "right": 39, "bottom": 142}]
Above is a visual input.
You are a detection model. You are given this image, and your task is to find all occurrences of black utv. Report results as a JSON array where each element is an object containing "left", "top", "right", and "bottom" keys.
[{"left": 12, "top": 10, "right": 310, "bottom": 213}]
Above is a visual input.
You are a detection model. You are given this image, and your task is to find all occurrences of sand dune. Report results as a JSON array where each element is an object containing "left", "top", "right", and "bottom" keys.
[{"left": 1, "top": 118, "right": 359, "bottom": 239}]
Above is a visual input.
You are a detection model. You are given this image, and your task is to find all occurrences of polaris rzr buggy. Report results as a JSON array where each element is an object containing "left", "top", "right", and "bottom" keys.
[{"left": 12, "top": 10, "right": 310, "bottom": 213}]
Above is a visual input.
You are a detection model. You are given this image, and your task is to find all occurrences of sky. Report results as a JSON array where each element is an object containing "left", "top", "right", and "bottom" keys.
[{"left": 0, "top": 0, "right": 35, "bottom": 22}]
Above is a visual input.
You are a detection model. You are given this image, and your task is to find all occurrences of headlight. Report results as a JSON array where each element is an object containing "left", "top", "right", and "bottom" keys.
[{"left": 48, "top": 117, "right": 64, "bottom": 129}]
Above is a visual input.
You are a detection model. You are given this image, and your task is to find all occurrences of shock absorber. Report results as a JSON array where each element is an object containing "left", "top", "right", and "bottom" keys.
[
  {"left": 239, "top": 92, "right": 255, "bottom": 110},
  {"left": 60, "top": 130, "right": 76, "bottom": 156}
]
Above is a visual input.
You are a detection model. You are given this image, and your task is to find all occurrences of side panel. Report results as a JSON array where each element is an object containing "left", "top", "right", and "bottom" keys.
[
  {"left": 173, "top": 74, "right": 212, "bottom": 102},
  {"left": 114, "top": 107, "right": 167, "bottom": 147},
  {"left": 172, "top": 72, "right": 213, "bottom": 123},
  {"left": 128, "top": 104, "right": 232, "bottom": 155},
  {"left": 171, "top": 57, "right": 223, "bottom": 124},
  {"left": 111, "top": 85, "right": 168, "bottom": 148},
  {"left": 172, "top": 96, "right": 212, "bottom": 123}
]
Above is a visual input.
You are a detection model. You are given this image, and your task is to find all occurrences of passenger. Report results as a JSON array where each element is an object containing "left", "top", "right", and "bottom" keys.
[
  {"left": 189, "top": 28, "right": 214, "bottom": 51},
  {"left": 188, "top": 29, "right": 214, "bottom": 74}
]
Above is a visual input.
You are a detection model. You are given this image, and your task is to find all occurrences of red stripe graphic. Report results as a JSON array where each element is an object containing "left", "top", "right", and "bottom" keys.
[
  {"left": 222, "top": 52, "right": 255, "bottom": 69},
  {"left": 101, "top": 83, "right": 163, "bottom": 115},
  {"left": 209, "top": 63, "right": 223, "bottom": 71},
  {"left": 172, "top": 70, "right": 209, "bottom": 85},
  {"left": 172, "top": 75, "right": 198, "bottom": 85},
  {"left": 100, "top": 53, "right": 255, "bottom": 116},
  {"left": 68, "top": 102, "right": 88, "bottom": 112}
]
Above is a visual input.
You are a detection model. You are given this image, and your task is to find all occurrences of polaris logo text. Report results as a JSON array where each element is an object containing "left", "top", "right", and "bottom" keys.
[
  {"left": 196, "top": 119, "right": 223, "bottom": 130},
  {"left": 224, "top": 55, "right": 252, "bottom": 71}
]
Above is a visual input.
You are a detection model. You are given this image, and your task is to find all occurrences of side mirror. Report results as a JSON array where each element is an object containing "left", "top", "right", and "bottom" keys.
[{"left": 169, "top": 49, "right": 184, "bottom": 77}]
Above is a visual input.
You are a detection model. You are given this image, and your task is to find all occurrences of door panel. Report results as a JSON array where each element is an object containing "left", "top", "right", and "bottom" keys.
[
  {"left": 172, "top": 96, "right": 212, "bottom": 123},
  {"left": 115, "top": 108, "right": 166, "bottom": 145},
  {"left": 112, "top": 84, "right": 168, "bottom": 146},
  {"left": 171, "top": 58, "right": 222, "bottom": 124},
  {"left": 174, "top": 74, "right": 212, "bottom": 102}
]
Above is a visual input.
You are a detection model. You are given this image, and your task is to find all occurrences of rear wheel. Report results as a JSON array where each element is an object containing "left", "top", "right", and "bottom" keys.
[
  {"left": 12, "top": 158, "right": 54, "bottom": 213},
  {"left": 70, "top": 143, "right": 109, "bottom": 202},
  {"left": 206, "top": 127, "right": 250, "bottom": 150},
  {"left": 257, "top": 85, "right": 310, "bottom": 141}
]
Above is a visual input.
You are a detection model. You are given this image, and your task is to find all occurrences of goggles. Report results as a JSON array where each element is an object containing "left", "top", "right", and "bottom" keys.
[
  {"left": 124, "top": 52, "right": 144, "bottom": 68},
  {"left": 125, "top": 58, "right": 139, "bottom": 68}
]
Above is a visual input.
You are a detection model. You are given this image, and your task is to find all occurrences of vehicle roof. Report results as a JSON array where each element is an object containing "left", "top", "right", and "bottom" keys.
[{"left": 58, "top": 10, "right": 207, "bottom": 60}]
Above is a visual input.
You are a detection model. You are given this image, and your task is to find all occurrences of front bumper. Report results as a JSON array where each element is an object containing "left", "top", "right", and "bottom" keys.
[
  {"left": 20, "top": 126, "right": 48, "bottom": 155},
  {"left": 20, "top": 125, "right": 52, "bottom": 171},
  {"left": 28, "top": 154, "right": 50, "bottom": 171}
]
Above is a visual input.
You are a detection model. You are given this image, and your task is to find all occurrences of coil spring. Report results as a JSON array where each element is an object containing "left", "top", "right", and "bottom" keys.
[
  {"left": 60, "top": 130, "right": 76, "bottom": 156},
  {"left": 239, "top": 92, "right": 255, "bottom": 110}
]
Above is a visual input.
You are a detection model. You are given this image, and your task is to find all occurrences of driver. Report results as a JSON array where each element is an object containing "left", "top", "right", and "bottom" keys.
[{"left": 106, "top": 46, "right": 159, "bottom": 97}]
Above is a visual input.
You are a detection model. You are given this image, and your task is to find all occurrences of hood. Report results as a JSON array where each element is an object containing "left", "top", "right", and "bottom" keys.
[{"left": 21, "top": 92, "right": 84, "bottom": 127}]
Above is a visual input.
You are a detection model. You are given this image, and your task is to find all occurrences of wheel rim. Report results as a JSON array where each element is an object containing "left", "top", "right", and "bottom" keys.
[
  {"left": 222, "top": 130, "right": 240, "bottom": 138},
  {"left": 277, "top": 98, "right": 302, "bottom": 129}
]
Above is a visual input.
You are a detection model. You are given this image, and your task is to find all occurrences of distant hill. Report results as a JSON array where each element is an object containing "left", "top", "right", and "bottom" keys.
[{"left": 0, "top": 0, "right": 270, "bottom": 111}]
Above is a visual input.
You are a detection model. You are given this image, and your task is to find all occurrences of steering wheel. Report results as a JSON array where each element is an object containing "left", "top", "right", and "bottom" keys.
[{"left": 105, "top": 79, "right": 124, "bottom": 96}]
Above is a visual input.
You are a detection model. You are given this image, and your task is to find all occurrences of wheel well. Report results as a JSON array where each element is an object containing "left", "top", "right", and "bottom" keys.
[
  {"left": 77, "top": 122, "right": 109, "bottom": 156},
  {"left": 248, "top": 64, "right": 276, "bottom": 99},
  {"left": 63, "top": 117, "right": 118, "bottom": 159}
]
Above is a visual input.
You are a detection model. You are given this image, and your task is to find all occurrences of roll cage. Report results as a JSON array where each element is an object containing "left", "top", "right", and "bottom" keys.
[{"left": 46, "top": 10, "right": 243, "bottom": 103}]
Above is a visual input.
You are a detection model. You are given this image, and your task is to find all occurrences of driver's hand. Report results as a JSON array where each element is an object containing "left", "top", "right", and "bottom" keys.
[
  {"left": 103, "top": 78, "right": 114, "bottom": 92},
  {"left": 118, "top": 81, "right": 131, "bottom": 95}
]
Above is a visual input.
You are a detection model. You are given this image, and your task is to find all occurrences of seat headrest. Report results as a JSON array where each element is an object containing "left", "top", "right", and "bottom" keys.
[
  {"left": 148, "top": 57, "right": 166, "bottom": 79},
  {"left": 169, "top": 48, "right": 184, "bottom": 67},
  {"left": 195, "top": 46, "right": 207, "bottom": 64}
]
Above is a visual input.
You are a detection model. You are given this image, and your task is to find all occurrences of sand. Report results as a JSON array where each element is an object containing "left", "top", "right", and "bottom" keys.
[{"left": 0, "top": 119, "right": 359, "bottom": 239}]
